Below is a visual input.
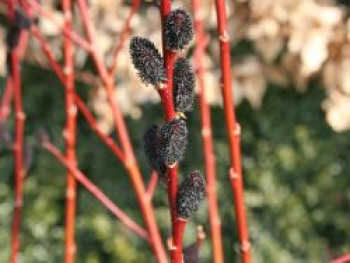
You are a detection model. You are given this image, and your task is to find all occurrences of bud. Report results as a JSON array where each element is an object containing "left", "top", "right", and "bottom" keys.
[
  {"left": 159, "top": 118, "right": 188, "bottom": 166},
  {"left": 130, "top": 37, "right": 167, "bottom": 86},
  {"left": 173, "top": 57, "right": 195, "bottom": 113},
  {"left": 176, "top": 171, "right": 205, "bottom": 219},
  {"left": 164, "top": 9, "right": 193, "bottom": 50},
  {"left": 143, "top": 124, "right": 167, "bottom": 177}
]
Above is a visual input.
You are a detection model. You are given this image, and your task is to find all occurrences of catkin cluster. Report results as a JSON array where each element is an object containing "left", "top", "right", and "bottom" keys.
[{"left": 130, "top": 8, "right": 204, "bottom": 219}]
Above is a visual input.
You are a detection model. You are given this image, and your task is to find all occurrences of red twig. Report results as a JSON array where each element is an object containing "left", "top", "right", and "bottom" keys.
[
  {"left": 25, "top": 0, "right": 91, "bottom": 51},
  {"left": 31, "top": 26, "right": 65, "bottom": 83},
  {"left": 108, "top": 0, "right": 141, "bottom": 75},
  {"left": 62, "top": 0, "right": 78, "bottom": 262},
  {"left": 42, "top": 140, "right": 148, "bottom": 240},
  {"left": 76, "top": 1, "right": 168, "bottom": 261},
  {"left": 146, "top": 171, "right": 158, "bottom": 200},
  {"left": 171, "top": 217, "right": 187, "bottom": 263},
  {"left": 73, "top": 94, "right": 125, "bottom": 162},
  {"left": 192, "top": 1, "right": 224, "bottom": 262},
  {"left": 0, "top": 19, "right": 29, "bottom": 123},
  {"left": 331, "top": 254, "right": 350, "bottom": 263},
  {"left": 214, "top": 0, "right": 251, "bottom": 262},
  {"left": 0, "top": 80, "right": 13, "bottom": 123},
  {"left": 8, "top": 1, "right": 26, "bottom": 262}
]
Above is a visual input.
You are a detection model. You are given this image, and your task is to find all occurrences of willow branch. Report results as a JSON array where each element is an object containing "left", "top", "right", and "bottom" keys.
[
  {"left": 62, "top": 0, "right": 78, "bottom": 262},
  {"left": 42, "top": 140, "right": 148, "bottom": 240},
  {"left": 109, "top": 0, "right": 141, "bottom": 75},
  {"left": 8, "top": 1, "right": 26, "bottom": 262},
  {"left": 25, "top": 0, "right": 91, "bottom": 51},
  {"left": 146, "top": 171, "right": 158, "bottom": 200},
  {"left": 214, "top": 0, "right": 251, "bottom": 262},
  {"left": 73, "top": 93, "right": 125, "bottom": 162},
  {"left": 192, "top": 1, "right": 224, "bottom": 262},
  {"left": 0, "top": 80, "right": 13, "bottom": 123}
]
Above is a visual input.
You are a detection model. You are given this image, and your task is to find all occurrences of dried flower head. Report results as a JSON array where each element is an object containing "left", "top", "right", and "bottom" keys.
[
  {"left": 143, "top": 124, "right": 167, "bottom": 179},
  {"left": 173, "top": 57, "right": 195, "bottom": 113},
  {"left": 159, "top": 118, "right": 188, "bottom": 166},
  {"left": 130, "top": 37, "right": 167, "bottom": 86},
  {"left": 176, "top": 171, "right": 205, "bottom": 219},
  {"left": 164, "top": 9, "right": 193, "bottom": 50}
]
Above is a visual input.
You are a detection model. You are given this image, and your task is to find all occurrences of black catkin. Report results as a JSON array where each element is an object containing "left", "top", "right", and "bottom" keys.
[
  {"left": 6, "top": 8, "right": 31, "bottom": 50},
  {"left": 159, "top": 118, "right": 188, "bottom": 166},
  {"left": 143, "top": 124, "right": 167, "bottom": 178},
  {"left": 183, "top": 244, "right": 200, "bottom": 263},
  {"left": 129, "top": 37, "right": 167, "bottom": 86},
  {"left": 173, "top": 57, "right": 195, "bottom": 113},
  {"left": 164, "top": 9, "right": 193, "bottom": 50},
  {"left": 176, "top": 171, "right": 205, "bottom": 219}
]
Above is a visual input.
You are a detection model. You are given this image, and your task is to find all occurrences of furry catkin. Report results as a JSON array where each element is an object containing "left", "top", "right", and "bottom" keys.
[
  {"left": 6, "top": 8, "right": 31, "bottom": 50},
  {"left": 130, "top": 37, "right": 167, "bottom": 86},
  {"left": 159, "top": 118, "right": 188, "bottom": 165},
  {"left": 173, "top": 57, "right": 195, "bottom": 113},
  {"left": 176, "top": 171, "right": 205, "bottom": 219},
  {"left": 164, "top": 9, "right": 193, "bottom": 50},
  {"left": 143, "top": 124, "right": 167, "bottom": 177}
]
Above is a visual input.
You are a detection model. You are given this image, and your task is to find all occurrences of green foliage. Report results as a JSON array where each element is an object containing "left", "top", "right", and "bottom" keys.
[{"left": 1, "top": 64, "right": 349, "bottom": 262}]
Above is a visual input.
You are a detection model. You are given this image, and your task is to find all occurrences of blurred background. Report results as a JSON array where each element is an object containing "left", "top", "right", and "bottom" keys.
[{"left": 1, "top": 0, "right": 350, "bottom": 262}]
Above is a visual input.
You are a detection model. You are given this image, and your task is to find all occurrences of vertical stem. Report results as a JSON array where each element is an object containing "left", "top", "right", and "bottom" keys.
[
  {"left": 172, "top": 218, "right": 187, "bottom": 263},
  {"left": 214, "top": 1, "right": 251, "bottom": 262},
  {"left": 192, "top": 0, "right": 224, "bottom": 262},
  {"left": 8, "top": 1, "right": 26, "bottom": 262},
  {"left": 0, "top": 80, "right": 13, "bottom": 122},
  {"left": 159, "top": 1, "right": 184, "bottom": 262},
  {"left": 62, "top": 0, "right": 78, "bottom": 262}
]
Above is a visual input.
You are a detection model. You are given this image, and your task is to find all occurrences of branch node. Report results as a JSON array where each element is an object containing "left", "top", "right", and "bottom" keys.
[
  {"left": 16, "top": 111, "right": 26, "bottom": 121},
  {"left": 167, "top": 162, "right": 178, "bottom": 168},
  {"left": 240, "top": 240, "right": 251, "bottom": 252},
  {"left": 64, "top": 66, "right": 73, "bottom": 75},
  {"left": 201, "top": 127, "right": 211, "bottom": 137},
  {"left": 219, "top": 31, "right": 230, "bottom": 42},
  {"left": 229, "top": 168, "right": 239, "bottom": 179}
]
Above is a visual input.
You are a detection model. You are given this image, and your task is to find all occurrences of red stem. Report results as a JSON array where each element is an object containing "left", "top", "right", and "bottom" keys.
[
  {"left": 331, "top": 254, "right": 350, "bottom": 263},
  {"left": 109, "top": 0, "right": 141, "bottom": 75},
  {"left": 192, "top": 1, "right": 224, "bottom": 262},
  {"left": 42, "top": 141, "right": 148, "bottom": 240},
  {"left": 158, "top": 1, "right": 185, "bottom": 262},
  {"left": 171, "top": 218, "right": 187, "bottom": 263},
  {"left": 31, "top": 26, "right": 66, "bottom": 83},
  {"left": 0, "top": 19, "right": 29, "bottom": 123},
  {"left": 25, "top": 0, "right": 91, "bottom": 51},
  {"left": 0, "top": 80, "right": 14, "bottom": 123},
  {"left": 214, "top": 1, "right": 251, "bottom": 262},
  {"left": 8, "top": 1, "right": 26, "bottom": 262},
  {"left": 62, "top": 0, "right": 78, "bottom": 262},
  {"left": 73, "top": 94, "right": 125, "bottom": 162},
  {"left": 146, "top": 171, "right": 158, "bottom": 200}
]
